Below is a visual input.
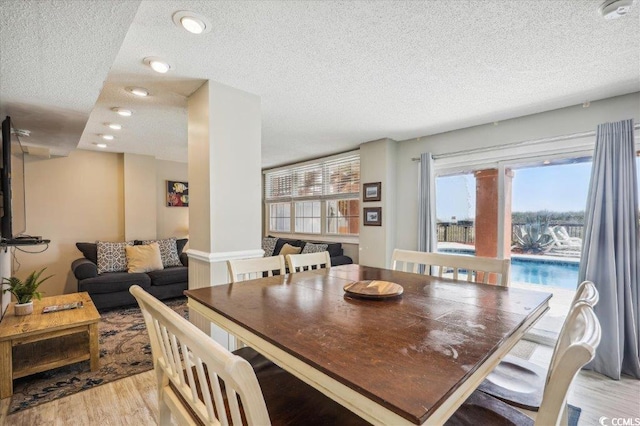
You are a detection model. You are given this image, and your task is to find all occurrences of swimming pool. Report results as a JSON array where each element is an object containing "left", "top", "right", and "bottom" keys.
[{"left": 439, "top": 248, "right": 580, "bottom": 290}]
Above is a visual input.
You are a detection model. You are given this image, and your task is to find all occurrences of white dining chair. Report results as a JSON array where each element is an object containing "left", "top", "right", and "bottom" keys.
[
  {"left": 286, "top": 251, "right": 331, "bottom": 272},
  {"left": 478, "top": 281, "right": 599, "bottom": 410},
  {"left": 447, "top": 300, "right": 601, "bottom": 426},
  {"left": 391, "top": 249, "right": 511, "bottom": 286},
  {"left": 129, "top": 285, "right": 368, "bottom": 426},
  {"left": 226, "top": 256, "right": 287, "bottom": 372},
  {"left": 227, "top": 255, "right": 286, "bottom": 283}
]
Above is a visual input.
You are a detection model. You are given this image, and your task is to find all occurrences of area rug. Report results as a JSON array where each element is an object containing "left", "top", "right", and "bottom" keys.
[{"left": 8, "top": 297, "right": 188, "bottom": 413}]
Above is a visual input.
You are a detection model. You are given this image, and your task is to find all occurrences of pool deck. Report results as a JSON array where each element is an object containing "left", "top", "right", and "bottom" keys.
[{"left": 439, "top": 242, "right": 579, "bottom": 345}]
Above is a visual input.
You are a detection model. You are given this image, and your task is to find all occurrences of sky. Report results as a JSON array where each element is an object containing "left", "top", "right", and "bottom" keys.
[{"left": 435, "top": 159, "right": 640, "bottom": 221}]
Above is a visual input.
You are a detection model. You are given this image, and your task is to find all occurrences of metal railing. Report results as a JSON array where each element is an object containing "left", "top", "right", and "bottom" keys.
[{"left": 437, "top": 222, "right": 584, "bottom": 243}]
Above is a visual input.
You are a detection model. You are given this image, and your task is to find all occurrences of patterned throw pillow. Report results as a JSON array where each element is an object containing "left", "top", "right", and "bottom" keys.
[
  {"left": 97, "top": 241, "right": 133, "bottom": 274},
  {"left": 301, "top": 242, "right": 329, "bottom": 254},
  {"left": 262, "top": 237, "right": 278, "bottom": 257},
  {"left": 141, "top": 238, "right": 182, "bottom": 267}
]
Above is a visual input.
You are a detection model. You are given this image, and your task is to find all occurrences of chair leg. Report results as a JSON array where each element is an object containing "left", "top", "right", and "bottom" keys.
[{"left": 157, "top": 368, "right": 172, "bottom": 426}]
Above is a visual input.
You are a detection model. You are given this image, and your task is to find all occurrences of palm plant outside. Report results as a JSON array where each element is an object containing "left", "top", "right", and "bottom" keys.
[{"left": 512, "top": 217, "right": 554, "bottom": 254}]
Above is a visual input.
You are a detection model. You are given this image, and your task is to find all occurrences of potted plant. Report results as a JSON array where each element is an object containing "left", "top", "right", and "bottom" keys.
[{"left": 2, "top": 268, "right": 53, "bottom": 315}]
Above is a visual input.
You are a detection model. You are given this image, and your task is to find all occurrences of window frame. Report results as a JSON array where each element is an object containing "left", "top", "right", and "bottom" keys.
[{"left": 264, "top": 151, "right": 360, "bottom": 242}]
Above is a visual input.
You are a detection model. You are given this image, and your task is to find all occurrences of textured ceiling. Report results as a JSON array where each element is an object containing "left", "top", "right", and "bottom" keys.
[
  {"left": 0, "top": 0, "right": 141, "bottom": 155},
  {"left": 2, "top": 1, "right": 639, "bottom": 167}
]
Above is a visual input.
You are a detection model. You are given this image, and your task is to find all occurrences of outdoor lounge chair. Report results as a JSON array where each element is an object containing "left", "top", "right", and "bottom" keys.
[
  {"left": 547, "top": 226, "right": 582, "bottom": 251},
  {"left": 555, "top": 226, "right": 582, "bottom": 245}
]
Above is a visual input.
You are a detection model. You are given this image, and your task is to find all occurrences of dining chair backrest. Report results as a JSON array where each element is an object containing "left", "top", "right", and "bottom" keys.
[
  {"left": 391, "top": 249, "right": 511, "bottom": 286},
  {"left": 573, "top": 280, "right": 599, "bottom": 307},
  {"left": 535, "top": 301, "right": 601, "bottom": 426},
  {"left": 286, "top": 251, "right": 331, "bottom": 273},
  {"left": 545, "top": 279, "right": 600, "bottom": 388},
  {"left": 228, "top": 255, "right": 286, "bottom": 283},
  {"left": 129, "top": 285, "right": 271, "bottom": 426}
]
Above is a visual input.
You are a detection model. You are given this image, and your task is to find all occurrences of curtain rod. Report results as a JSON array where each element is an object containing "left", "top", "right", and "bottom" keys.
[{"left": 411, "top": 123, "right": 640, "bottom": 161}]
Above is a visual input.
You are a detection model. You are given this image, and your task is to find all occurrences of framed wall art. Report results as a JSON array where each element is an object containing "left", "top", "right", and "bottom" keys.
[
  {"left": 167, "top": 181, "right": 189, "bottom": 207},
  {"left": 363, "top": 207, "right": 382, "bottom": 226},
  {"left": 363, "top": 182, "right": 381, "bottom": 202}
]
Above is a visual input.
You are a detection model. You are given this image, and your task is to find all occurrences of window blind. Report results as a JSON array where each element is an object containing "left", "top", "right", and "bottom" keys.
[{"left": 265, "top": 154, "right": 360, "bottom": 200}]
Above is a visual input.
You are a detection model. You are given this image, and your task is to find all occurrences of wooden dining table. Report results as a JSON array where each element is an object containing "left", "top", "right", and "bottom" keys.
[{"left": 185, "top": 264, "right": 551, "bottom": 425}]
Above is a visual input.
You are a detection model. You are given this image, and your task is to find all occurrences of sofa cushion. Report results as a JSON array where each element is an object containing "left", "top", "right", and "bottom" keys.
[
  {"left": 301, "top": 242, "right": 328, "bottom": 254},
  {"left": 176, "top": 238, "right": 188, "bottom": 255},
  {"left": 326, "top": 243, "right": 343, "bottom": 257},
  {"left": 79, "top": 272, "right": 151, "bottom": 294},
  {"left": 126, "top": 243, "right": 164, "bottom": 273},
  {"left": 262, "top": 236, "right": 278, "bottom": 257},
  {"left": 141, "top": 237, "right": 182, "bottom": 267},
  {"left": 147, "top": 266, "right": 188, "bottom": 287},
  {"left": 76, "top": 242, "right": 98, "bottom": 264},
  {"left": 97, "top": 241, "right": 133, "bottom": 274}
]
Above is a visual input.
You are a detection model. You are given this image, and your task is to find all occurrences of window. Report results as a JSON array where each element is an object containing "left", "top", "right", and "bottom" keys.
[
  {"left": 327, "top": 199, "right": 359, "bottom": 235},
  {"left": 295, "top": 201, "right": 321, "bottom": 233},
  {"left": 265, "top": 153, "right": 360, "bottom": 237},
  {"left": 269, "top": 203, "right": 291, "bottom": 232}
]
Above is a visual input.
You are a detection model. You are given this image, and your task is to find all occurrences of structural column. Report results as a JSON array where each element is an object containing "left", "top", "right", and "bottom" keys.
[
  {"left": 358, "top": 138, "right": 397, "bottom": 268},
  {"left": 475, "top": 168, "right": 514, "bottom": 282},
  {"left": 187, "top": 81, "right": 262, "bottom": 348}
]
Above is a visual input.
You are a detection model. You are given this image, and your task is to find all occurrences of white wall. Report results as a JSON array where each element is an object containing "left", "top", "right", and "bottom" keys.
[
  {"left": 156, "top": 159, "right": 188, "bottom": 240},
  {"left": 394, "top": 92, "right": 640, "bottom": 251}
]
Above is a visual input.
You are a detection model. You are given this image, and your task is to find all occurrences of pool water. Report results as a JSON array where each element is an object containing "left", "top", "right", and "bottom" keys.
[
  {"left": 439, "top": 248, "right": 580, "bottom": 290},
  {"left": 510, "top": 259, "right": 579, "bottom": 290}
]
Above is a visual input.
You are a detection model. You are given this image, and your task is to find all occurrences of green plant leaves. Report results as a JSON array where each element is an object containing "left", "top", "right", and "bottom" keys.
[{"left": 2, "top": 268, "right": 53, "bottom": 304}]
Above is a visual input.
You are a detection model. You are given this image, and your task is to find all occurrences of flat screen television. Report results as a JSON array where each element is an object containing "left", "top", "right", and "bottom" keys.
[{"left": 1, "top": 116, "right": 27, "bottom": 240}]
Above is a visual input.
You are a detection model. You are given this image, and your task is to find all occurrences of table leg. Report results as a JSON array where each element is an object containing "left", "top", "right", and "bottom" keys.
[
  {"left": 0, "top": 341, "right": 12, "bottom": 399},
  {"left": 89, "top": 323, "right": 99, "bottom": 371}
]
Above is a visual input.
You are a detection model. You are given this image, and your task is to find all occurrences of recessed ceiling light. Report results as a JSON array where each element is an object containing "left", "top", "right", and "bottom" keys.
[
  {"left": 101, "top": 134, "right": 114, "bottom": 141},
  {"left": 95, "top": 143, "right": 108, "bottom": 149},
  {"left": 126, "top": 86, "right": 150, "bottom": 97},
  {"left": 172, "top": 11, "right": 212, "bottom": 34},
  {"left": 543, "top": 160, "right": 551, "bottom": 165},
  {"left": 143, "top": 57, "right": 172, "bottom": 74},
  {"left": 107, "top": 123, "right": 122, "bottom": 130},
  {"left": 112, "top": 107, "right": 133, "bottom": 117},
  {"left": 599, "top": 0, "right": 635, "bottom": 19}
]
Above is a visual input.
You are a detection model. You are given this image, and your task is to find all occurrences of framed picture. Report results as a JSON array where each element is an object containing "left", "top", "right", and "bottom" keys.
[
  {"left": 363, "top": 182, "right": 381, "bottom": 202},
  {"left": 363, "top": 207, "right": 382, "bottom": 226},
  {"left": 167, "top": 181, "right": 189, "bottom": 207}
]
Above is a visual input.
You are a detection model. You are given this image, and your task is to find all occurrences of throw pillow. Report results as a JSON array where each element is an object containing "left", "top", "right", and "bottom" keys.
[
  {"left": 97, "top": 241, "right": 133, "bottom": 274},
  {"left": 301, "top": 242, "right": 329, "bottom": 254},
  {"left": 141, "top": 237, "right": 182, "bottom": 267},
  {"left": 76, "top": 242, "right": 98, "bottom": 264},
  {"left": 279, "top": 243, "right": 302, "bottom": 257},
  {"left": 262, "top": 237, "right": 278, "bottom": 257},
  {"left": 125, "top": 243, "right": 164, "bottom": 273}
]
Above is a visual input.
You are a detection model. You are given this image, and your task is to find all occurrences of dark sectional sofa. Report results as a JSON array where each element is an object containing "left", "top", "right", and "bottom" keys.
[
  {"left": 71, "top": 239, "right": 188, "bottom": 310},
  {"left": 269, "top": 236, "right": 353, "bottom": 266}
]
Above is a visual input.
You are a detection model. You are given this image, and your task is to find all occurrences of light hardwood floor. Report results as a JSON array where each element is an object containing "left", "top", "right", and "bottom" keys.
[{"left": 1, "top": 343, "right": 639, "bottom": 425}]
